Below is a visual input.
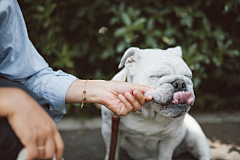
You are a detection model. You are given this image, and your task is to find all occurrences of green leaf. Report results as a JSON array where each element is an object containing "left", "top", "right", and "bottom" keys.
[
  {"left": 223, "top": 40, "right": 233, "bottom": 49},
  {"left": 162, "top": 36, "right": 176, "bottom": 45},
  {"left": 188, "top": 43, "right": 198, "bottom": 56},
  {"left": 146, "top": 36, "right": 158, "bottom": 48},
  {"left": 100, "top": 48, "right": 114, "bottom": 60},
  {"left": 43, "top": 18, "right": 51, "bottom": 28},
  {"left": 195, "top": 63, "right": 201, "bottom": 70},
  {"left": 77, "top": 9, "right": 86, "bottom": 17},
  {"left": 203, "top": 57, "right": 210, "bottom": 64},
  {"left": 164, "top": 28, "right": 176, "bottom": 36},
  {"left": 180, "top": 15, "right": 193, "bottom": 28},
  {"left": 152, "top": 30, "right": 162, "bottom": 37},
  {"left": 62, "top": 44, "right": 68, "bottom": 55},
  {"left": 226, "top": 50, "right": 240, "bottom": 57},
  {"left": 116, "top": 41, "right": 127, "bottom": 53},
  {"left": 114, "top": 27, "right": 128, "bottom": 37},
  {"left": 66, "top": 60, "right": 74, "bottom": 68},
  {"left": 193, "top": 77, "right": 201, "bottom": 88},
  {"left": 202, "top": 17, "right": 211, "bottom": 32},
  {"left": 127, "top": 6, "right": 140, "bottom": 19},
  {"left": 132, "top": 18, "right": 146, "bottom": 30},
  {"left": 147, "top": 18, "right": 154, "bottom": 30},
  {"left": 212, "top": 56, "right": 223, "bottom": 67},
  {"left": 109, "top": 17, "right": 119, "bottom": 25},
  {"left": 37, "top": 5, "right": 45, "bottom": 12},
  {"left": 32, "top": 14, "right": 45, "bottom": 20},
  {"left": 193, "top": 10, "right": 203, "bottom": 17},
  {"left": 224, "top": 4, "right": 230, "bottom": 13},
  {"left": 119, "top": 3, "right": 125, "bottom": 12},
  {"left": 121, "top": 13, "right": 131, "bottom": 26},
  {"left": 216, "top": 41, "right": 224, "bottom": 50},
  {"left": 124, "top": 32, "right": 134, "bottom": 43},
  {"left": 45, "top": 3, "right": 57, "bottom": 16},
  {"left": 213, "top": 29, "right": 225, "bottom": 40},
  {"left": 223, "top": 1, "right": 232, "bottom": 14}
]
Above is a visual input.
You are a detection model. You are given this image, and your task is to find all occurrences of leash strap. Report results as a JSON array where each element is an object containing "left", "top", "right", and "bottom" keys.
[{"left": 108, "top": 113, "right": 120, "bottom": 160}]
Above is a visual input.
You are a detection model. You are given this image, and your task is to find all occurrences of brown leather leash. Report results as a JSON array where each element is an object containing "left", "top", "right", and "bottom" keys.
[{"left": 108, "top": 112, "right": 120, "bottom": 160}]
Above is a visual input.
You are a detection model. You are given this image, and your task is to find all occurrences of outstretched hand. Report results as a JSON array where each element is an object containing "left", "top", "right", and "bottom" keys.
[
  {"left": 100, "top": 81, "right": 154, "bottom": 115},
  {"left": 65, "top": 79, "right": 155, "bottom": 116}
]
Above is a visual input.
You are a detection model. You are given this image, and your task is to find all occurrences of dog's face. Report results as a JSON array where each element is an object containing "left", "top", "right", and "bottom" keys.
[{"left": 119, "top": 47, "right": 195, "bottom": 119}]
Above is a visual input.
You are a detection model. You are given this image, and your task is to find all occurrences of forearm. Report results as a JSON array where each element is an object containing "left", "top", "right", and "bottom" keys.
[
  {"left": 0, "top": 88, "right": 25, "bottom": 117},
  {"left": 65, "top": 79, "right": 107, "bottom": 104}
]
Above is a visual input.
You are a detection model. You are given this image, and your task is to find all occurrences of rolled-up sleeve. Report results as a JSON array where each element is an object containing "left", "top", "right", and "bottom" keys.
[
  {"left": 24, "top": 68, "right": 77, "bottom": 122},
  {"left": 0, "top": 0, "right": 77, "bottom": 122}
]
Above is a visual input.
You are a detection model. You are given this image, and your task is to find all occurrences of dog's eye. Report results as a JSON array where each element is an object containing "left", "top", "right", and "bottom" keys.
[
  {"left": 150, "top": 75, "right": 164, "bottom": 82},
  {"left": 185, "top": 75, "right": 192, "bottom": 79}
]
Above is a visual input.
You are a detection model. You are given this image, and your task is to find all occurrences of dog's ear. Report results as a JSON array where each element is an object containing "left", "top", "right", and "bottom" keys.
[
  {"left": 118, "top": 47, "right": 140, "bottom": 73},
  {"left": 166, "top": 46, "right": 182, "bottom": 57}
]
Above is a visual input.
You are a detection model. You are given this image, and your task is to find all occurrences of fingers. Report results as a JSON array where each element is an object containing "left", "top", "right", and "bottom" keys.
[
  {"left": 118, "top": 91, "right": 144, "bottom": 114},
  {"left": 26, "top": 143, "right": 38, "bottom": 159},
  {"left": 131, "top": 84, "right": 154, "bottom": 103},
  {"left": 124, "top": 92, "right": 142, "bottom": 112},
  {"left": 133, "top": 90, "right": 146, "bottom": 106},
  {"left": 54, "top": 131, "right": 64, "bottom": 160},
  {"left": 117, "top": 90, "right": 154, "bottom": 115},
  {"left": 44, "top": 137, "right": 55, "bottom": 159},
  {"left": 23, "top": 113, "right": 62, "bottom": 160},
  {"left": 118, "top": 94, "right": 133, "bottom": 115},
  {"left": 41, "top": 123, "right": 63, "bottom": 160},
  {"left": 100, "top": 81, "right": 155, "bottom": 116},
  {"left": 26, "top": 132, "right": 62, "bottom": 160},
  {"left": 145, "top": 95, "right": 153, "bottom": 102},
  {"left": 26, "top": 127, "right": 62, "bottom": 160},
  {"left": 36, "top": 131, "right": 46, "bottom": 159}
]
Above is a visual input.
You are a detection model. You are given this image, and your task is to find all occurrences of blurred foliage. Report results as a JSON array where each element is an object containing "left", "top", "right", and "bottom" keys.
[{"left": 19, "top": 0, "right": 240, "bottom": 115}]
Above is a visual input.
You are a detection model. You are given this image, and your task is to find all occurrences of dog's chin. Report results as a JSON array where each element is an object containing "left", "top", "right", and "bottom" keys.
[{"left": 156, "top": 103, "right": 191, "bottom": 118}]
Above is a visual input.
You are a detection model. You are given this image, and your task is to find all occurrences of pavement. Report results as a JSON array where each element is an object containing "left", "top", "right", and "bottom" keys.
[{"left": 57, "top": 112, "right": 240, "bottom": 160}]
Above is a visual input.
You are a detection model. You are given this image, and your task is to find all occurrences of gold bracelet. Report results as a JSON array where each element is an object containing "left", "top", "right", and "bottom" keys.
[{"left": 81, "top": 79, "right": 90, "bottom": 109}]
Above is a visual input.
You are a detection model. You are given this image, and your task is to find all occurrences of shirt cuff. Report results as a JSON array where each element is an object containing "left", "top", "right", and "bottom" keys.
[{"left": 43, "top": 70, "right": 78, "bottom": 122}]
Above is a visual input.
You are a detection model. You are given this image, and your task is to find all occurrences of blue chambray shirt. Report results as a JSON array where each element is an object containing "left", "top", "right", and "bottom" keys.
[{"left": 0, "top": 0, "right": 78, "bottom": 122}]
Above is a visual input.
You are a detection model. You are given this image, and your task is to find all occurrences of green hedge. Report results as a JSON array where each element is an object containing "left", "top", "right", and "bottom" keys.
[{"left": 19, "top": 0, "right": 240, "bottom": 114}]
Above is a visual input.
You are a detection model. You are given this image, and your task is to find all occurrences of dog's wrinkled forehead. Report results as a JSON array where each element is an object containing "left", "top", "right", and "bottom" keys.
[
  {"left": 119, "top": 46, "right": 192, "bottom": 81},
  {"left": 140, "top": 49, "right": 184, "bottom": 69},
  {"left": 119, "top": 46, "right": 182, "bottom": 68}
]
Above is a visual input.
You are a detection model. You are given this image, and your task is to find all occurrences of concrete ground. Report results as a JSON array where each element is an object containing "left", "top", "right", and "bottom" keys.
[{"left": 57, "top": 112, "right": 240, "bottom": 160}]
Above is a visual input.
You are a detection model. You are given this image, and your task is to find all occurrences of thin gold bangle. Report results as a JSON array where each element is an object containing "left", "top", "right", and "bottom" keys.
[{"left": 81, "top": 79, "right": 90, "bottom": 109}]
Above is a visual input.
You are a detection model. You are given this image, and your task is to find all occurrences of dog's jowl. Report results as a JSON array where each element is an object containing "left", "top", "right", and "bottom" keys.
[{"left": 101, "top": 47, "right": 210, "bottom": 160}]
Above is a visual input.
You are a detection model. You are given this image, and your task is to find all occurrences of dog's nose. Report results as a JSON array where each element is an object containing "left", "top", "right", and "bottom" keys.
[{"left": 171, "top": 80, "right": 187, "bottom": 92}]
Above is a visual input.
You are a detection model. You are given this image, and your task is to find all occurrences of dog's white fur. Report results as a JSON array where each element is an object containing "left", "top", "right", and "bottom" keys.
[{"left": 101, "top": 47, "right": 210, "bottom": 160}]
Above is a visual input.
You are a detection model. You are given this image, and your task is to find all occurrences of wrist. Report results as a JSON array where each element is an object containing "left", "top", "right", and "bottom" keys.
[
  {"left": 65, "top": 79, "right": 107, "bottom": 104},
  {"left": 84, "top": 80, "right": 107, "bottom": 104}
]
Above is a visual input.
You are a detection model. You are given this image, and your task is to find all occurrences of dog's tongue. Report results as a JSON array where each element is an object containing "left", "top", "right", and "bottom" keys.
[{"left": 172, "top": 91, "right": 194, "bottom": 105}]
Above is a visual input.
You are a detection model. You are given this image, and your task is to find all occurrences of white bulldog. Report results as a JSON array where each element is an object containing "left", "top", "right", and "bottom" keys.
[{"left": 101, "top": 47, "right": 210, "bottom": 160}]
